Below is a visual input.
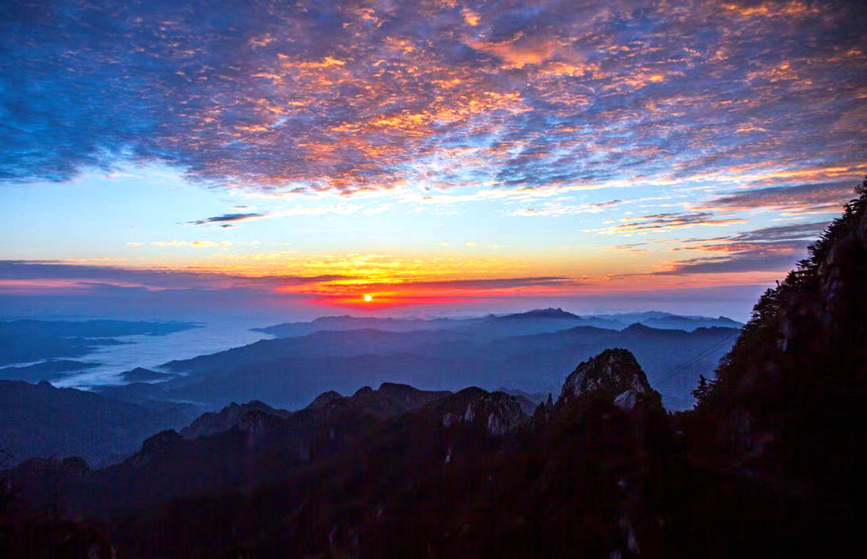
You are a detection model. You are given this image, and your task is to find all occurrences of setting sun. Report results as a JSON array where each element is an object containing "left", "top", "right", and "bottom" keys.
[{"left": 363, "top": 294, "right": 373, "bottom": 302}]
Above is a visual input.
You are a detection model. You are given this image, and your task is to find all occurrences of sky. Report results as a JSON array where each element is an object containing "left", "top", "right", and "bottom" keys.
[{"left": 1, "top": 0, "right": 865, "bottom": 321}]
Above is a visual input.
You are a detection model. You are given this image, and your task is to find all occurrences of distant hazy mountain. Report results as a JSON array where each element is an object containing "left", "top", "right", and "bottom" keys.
[
  {"left": 0, "top": 359, "right": 98, "bottom": 383},
  {"left": 0, "top": 380, "right": 196, "bottom": 466},
  {"left": 118, "top": 367, "right": 175, "bottom": 383},
  {"left": 634, "top": 314, "right": 742, "bottom": 331},
  {"left": 104, "top": 321, "right": 739, "bottom": 411},
  {"left": 496, "top": 307, "right": 581, "bottom": 320},
  {"left": 253, "top": 315, "right": 476, "bottom": 337},
  {"left": 0, "top": 319, "right": 197, "bottom": 366},
  {"left": 255, "top": 309, "right": 741, "bottom": 340}
]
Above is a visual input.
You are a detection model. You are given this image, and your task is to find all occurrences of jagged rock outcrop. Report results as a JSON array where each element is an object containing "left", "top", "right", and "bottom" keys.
[
  {"left": 180, "top": 400, "right": 291, "bottom": 440},
  {"left": 305, "top": 390, "right": 343, "bottom": 410},
  {"left": 131, "top": 429, "right": 185, "bottom": 469},
  {"left": 238, "top": 410, "right": 285, "bottom": 441},
  {"left": 339, "top": 383, "right": 452, "bottom": 416},
  {"left": 497, "top": 387, "right": 544, "bottom": 415},
  {"left": 435, "top": 388, "right": 528, "bottom": 435},
  {"left": 465, "top": 392, "right": 529, "bottom": 435},
  {"left": 557, "top": 348, "right": 662, "bottom": 411}
]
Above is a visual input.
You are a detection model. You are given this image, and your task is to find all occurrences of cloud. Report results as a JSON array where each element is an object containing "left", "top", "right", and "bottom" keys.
[
  {"left": 365, "top": 276, "right": 575, "bottom": 291},
  {"left": 510, "top": 199, "right": 623, "bottom": 217},
  {"left": 703, "top": 181, "right": 857, "bottom": 214},
  {"left": 601, "top": 212, "right": 746, "bottom": 234},
  {"left": 189, "top": 240, "right": 231, "bottom": 248},
  {"left": 0, "top": 260, "right": 578, "bottom": 310},
  {"left": 186, "top": 212, "right": 268, "bottom": 227},
  {"left": 0, "top": 260, "right": 345, "bottom": 294},
  {"left": 0, "top": 0, "right": 863, "bottom": 196},
  {"left": 654, "top": 251, "right": 803, "bottom": 275},
  {"left": 654, "top": 221, "right": 830, "bottom": 275},
  {"left": 726, "top": 221, "right": 830, "bottom": 243},
  {"left": 150, "top": 240, "right": 231, "bottom": 248}
]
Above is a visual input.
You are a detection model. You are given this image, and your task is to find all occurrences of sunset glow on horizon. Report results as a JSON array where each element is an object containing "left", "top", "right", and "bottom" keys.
[{"left": 1, "top": 0, "right": 865, "bottom": 320}]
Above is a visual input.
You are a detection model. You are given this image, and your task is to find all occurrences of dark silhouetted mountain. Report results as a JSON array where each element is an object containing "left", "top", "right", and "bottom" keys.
[
  {"left": 690, "top": 180, "right": 867, "bottom": 532},
  {"left": 305, "top": 390, "right": 342, "bottom": 409},
  {"left": 180, "top": 401, "right": 291, "bottom": 440},
  {"left": 118, "top": 367, "right": 175, "bottom": 383},
  {"left": 3, "top": 350, "right": 667, "bottom": 557},
  {"left": 0, "top": 380, "right": 196, "bottom": 466},
  {"left": 345, "top": 382, "right": 453, "bottom": 415},
  {"left": 0, "top": 359, "right": 98, "bottom": 382},
  {"left": 0, "top": 319, "right": 196, "bottom": 365},
  {"left": 4, "top": 383, "right": 458, "bottom": 515}
]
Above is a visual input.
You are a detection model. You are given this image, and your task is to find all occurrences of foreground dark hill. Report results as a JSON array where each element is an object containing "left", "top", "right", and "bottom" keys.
[
  {"left": 0, "top": 381, "right": 196, "bottom": 467},
  {"left": 689, "top": 180, "right": 867, "bottom": 531},
  {"left": 104, "top": 322, "right": 737, "bottom": 411},
  {"left": 4, "top": 351, "right": 663, "bottom": 556}
]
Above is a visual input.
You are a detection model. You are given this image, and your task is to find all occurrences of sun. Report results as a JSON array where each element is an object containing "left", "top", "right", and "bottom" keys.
[{"left": 363, "top": 294, "right": 373, "bottom": 302}]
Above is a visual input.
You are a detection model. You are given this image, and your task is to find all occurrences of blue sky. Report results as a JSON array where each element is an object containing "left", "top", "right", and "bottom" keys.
[{"left": 1, "top": 0, "right": 864, "bottom": 320}]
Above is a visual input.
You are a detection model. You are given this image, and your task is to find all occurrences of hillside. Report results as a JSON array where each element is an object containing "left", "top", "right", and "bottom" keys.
[{"left": 0, "top": 381, "right": 196, "bottom": 467}]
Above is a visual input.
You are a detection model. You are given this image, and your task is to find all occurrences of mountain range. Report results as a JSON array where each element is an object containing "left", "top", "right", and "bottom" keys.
[
  {"left": 3, "top": 183, "right": 865, "bottom": 556},
  {"left": 91, "top": 321, "right": 737, "bottom": 413}
]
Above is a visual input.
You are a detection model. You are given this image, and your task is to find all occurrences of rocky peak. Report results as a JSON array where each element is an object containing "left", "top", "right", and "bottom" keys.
[
  {"left": 132, "top": 430, "right": 184, "bottom": 468},
  {"left": 343, "top": 383, "right": 452, "bottom": 416},
  {"left": 378, "top": 382, "right": 424, "bottom": 401},
  {"left": 305, "top": 390, "right": 343, "bottom": 410},
  {"left": 558, "top": 349, "right": 661, "bottom": 411},
  {"left": 181, "top": 400, "right": 290, "bottom": 440},
  {"left": 238, "top": 410, "right": 282, "bottom": 439},
  {"left": 460, "top": 391, "right": 529, "bottom": 435}
]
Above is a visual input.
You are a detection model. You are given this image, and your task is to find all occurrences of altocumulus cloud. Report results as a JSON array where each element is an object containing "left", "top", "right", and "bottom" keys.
[{"left": 0, "top": 0, "right": 864, "bottom": 195}]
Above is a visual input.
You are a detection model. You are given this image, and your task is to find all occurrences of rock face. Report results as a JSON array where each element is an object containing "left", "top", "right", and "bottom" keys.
[
  {"left": 180, "top": 401, "right": 291, "bottom": 440},
  {"left": 340, "top": 383, "right": 452, "bottom": 416},
  {"left": 437, "top": 389, "right": 529, "bottom": 435},
  {"left": 558, "top": 348, "right": 662, "bottom": 411},
  {"left": 305, "top": 390, "right": 342, "bottom": 410},
  {"left": 465, "top": 392, "right": 529, "bottom": 435}
]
